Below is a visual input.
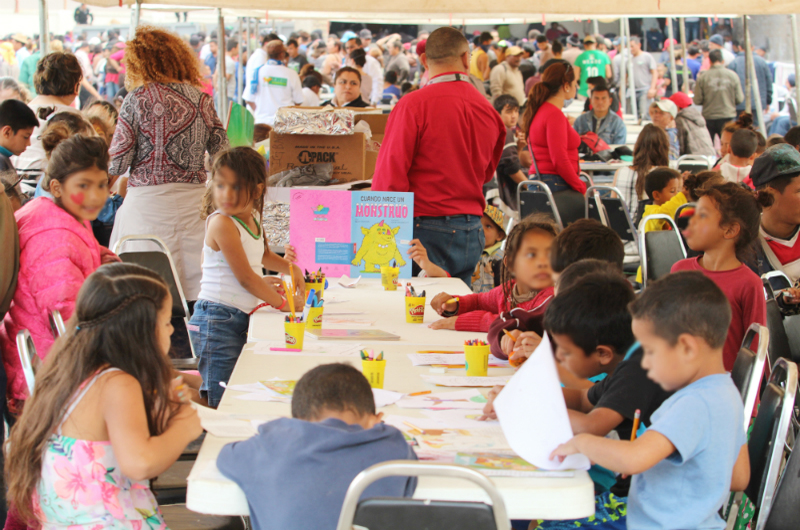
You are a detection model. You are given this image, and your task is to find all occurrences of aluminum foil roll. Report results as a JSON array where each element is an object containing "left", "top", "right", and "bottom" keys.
[{"left": 272, "top": 107, "right": 356, "bottom": 135}]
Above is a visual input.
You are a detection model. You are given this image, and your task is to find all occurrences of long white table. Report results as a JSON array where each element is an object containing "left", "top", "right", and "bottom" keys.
[{"left": 187, "top": 278, "right": 595, "bottom": 521}]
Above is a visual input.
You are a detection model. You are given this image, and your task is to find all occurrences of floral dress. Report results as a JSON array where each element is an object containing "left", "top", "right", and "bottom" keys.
[{"left": 35, "top": 368, "right": 168, "bottom": 530}]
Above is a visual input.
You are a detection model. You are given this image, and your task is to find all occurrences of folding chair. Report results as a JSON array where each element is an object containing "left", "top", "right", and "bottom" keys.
[
  {"left": 336, "top": 461, "right": 510, "bottom": 530},
  {"left": 584, "top": 185, "right": 639, "bottom": 248},
  {"left": 15, "top": 330, "right": 37, "bottom": 396},
  {"left": 730, "top": 359, "right": 798, "bottom": 530},
  {"left": 677, "top": 154, "right": 711, "bottom": 174},
  {"left": 638, "top": 214, "right": 687, "bottom": 289},
  {"left": 48, "top": 308, "right": 66, "bottom": 339},
  {"left": 762, "top": 280, "right": 795, "bottom": 366},
  {"left": 762, "top": 271, "right": 793, "bottom": 292},
  {"left": 760, "top": 273, "right": 800, "bottom": 363},
  {"left": 517, "top": 180, "right": 564, "bottom": 229},
  {"left": 730, "top": 324, "right": 769, "bottom": 431},
  {"left": 113, "top": 235, "right": 197, "bottom": 368},
  {"left": 763, "top": 431, "right": 800, "bottom": 529}
]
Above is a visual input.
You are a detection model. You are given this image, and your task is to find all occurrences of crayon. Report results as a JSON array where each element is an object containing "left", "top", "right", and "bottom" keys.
[
  {"left": 408, "top": 390, "right": 431, "bottom": 396},
  {"left": 377, "top": 351, "right": 384, "bottom": 361}
]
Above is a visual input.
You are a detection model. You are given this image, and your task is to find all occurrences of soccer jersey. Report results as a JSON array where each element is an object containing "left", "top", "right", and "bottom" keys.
[
  {"left": 575, "top": 50, "right": 611, "bottom": 97},
  {"left": 760, "top": 225, "right": 800, "bottom": 282}
]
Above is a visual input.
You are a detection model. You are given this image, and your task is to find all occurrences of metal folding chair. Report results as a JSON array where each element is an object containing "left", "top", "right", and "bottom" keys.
[
  {"left": 112, "top": 235, "right": 197, "bottom": 365},
  {"left": 638, "top": 214, "right": 687, "bottom": 289},
  {"left": 517, "top": 180, "right": 564, "bottom": 229},
  {"left": 762, "top": 280, "right": 795, "bottom": 367},
  {"left": 677, "top": 154, "right": 711, "bottom": 174},
  {"left": 15, "top": 330, "right": 37, "bottom": 395},
  {"left": 762, "top": 271, "right": 793, "bottom": 292},
  {"left": 584, "top": 185, "right": 639, "bottom": 248},
  {"left": 336, "top": 461, "right": 510, "bottom": 530},
  {"left": 731, "top": 324, "right": 770, "bottom": 431},
  {"left": 48, "top": 308, "right": 66, "bottom": 339}
]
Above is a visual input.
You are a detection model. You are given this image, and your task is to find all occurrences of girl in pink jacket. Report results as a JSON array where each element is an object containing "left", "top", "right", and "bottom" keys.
[{"left": 0, "top": 135, "right": 118, "bottom": 406}]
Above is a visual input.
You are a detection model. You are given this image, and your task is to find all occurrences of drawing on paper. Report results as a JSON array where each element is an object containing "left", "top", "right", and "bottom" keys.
[
  {"left": 455, "top": 452, "right": 541, "bottom": 472},
  {"left": 260, "top": 380, "right": 296, "bottom": 396}
]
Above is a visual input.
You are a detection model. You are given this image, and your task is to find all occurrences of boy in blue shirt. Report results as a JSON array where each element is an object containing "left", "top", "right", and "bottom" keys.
[
  {"left": 217, "top": 363, "right": 417, "bottom": 530},
  {"left": 552, "top": 271, "right": 750, "bottom": 530}
]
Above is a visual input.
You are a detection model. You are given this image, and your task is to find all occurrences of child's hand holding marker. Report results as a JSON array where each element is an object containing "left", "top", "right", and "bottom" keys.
[
  {"left": 430, "top": 293, "right": 459, "bottom": 315},
  {"left": 500, "top": 329, "right": 521, "bottom": 357},
  {"left": 510, "top": 332, "right": 542, "bottom": 366}
]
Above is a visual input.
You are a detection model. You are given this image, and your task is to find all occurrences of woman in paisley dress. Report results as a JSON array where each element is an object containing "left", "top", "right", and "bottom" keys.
[
  {"left": 108, "top": 26, "right": 229, "bottom": 299},
  {"left": 5, "top": 263, "right": 202, "bottom": 529}
]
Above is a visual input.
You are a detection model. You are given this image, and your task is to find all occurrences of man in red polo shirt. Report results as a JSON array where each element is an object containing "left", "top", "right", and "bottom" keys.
[{"left": 372, "top": 26, "right": 505, "bottom": 284}]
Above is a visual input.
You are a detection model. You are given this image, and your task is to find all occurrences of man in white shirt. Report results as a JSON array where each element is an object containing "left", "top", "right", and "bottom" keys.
[
  {"left": 74, "top": 41, "right": 101, "bottom": 107},
  {"left": 245, "top": 41, "right": 304, "bottom": 126},
  {"left": 245, "top": 34, "right": 282, "bottom": 102},
  {"left": 345, "top": 37, "right": 383, "bottom": 105}
]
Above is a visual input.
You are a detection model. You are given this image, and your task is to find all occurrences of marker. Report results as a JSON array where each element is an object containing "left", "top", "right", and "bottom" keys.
[
  {"left": 630, "top": 409, "right": 641, "bottom": 441},
  {"left": 416, "top": 350, "right": 463, "bottom": 354},
  {"left": 270, "top": 347, "right": 303, "bottom": 352},
  {"left": 445, "top": 297, "right": 460, "bottom": 305},
  {"left": 408, "top": 390, "right": 431, "bottom": 396}
]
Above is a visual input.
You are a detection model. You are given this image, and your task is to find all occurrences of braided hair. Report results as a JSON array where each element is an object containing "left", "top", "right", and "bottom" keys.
[{"left": 6, "top": 263, "right": 176, "bottom": 524}]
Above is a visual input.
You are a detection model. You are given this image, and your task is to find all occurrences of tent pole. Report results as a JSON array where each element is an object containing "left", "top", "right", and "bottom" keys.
[
  {"left": 744, "top": 17, "right": 766, "bottom": 136},
  {"left": 38, "top": 0, "right": 48, "bottom": 55},
  {"left": 593, "top": 19, "right": 599, "bottom": 37},
  {"left": 218, "top": 9, "right": 228, "bottom": 125},
  {"left": 667, "top": 18, "right": 678, "bottom": 98},
  {"left": 743, "top": 15, "right": 752, "bottom": 114},
  {"left": 792, "top": 15, "right": 800, "bottom": 110},
  {"left": 237, "top": 17, "right": 243, "bottom": 105},
  {"left": 679, "top": 18, "right": 689, "bottom": 93},
  {"left": 626, "top": 18, "right": 638, "bottom": 121},
  {"left": 619, "top": 18, "right": 627, "bottom": 115},
  {"left": 129, "top": 0, "right": 141, "bottom": 41}
]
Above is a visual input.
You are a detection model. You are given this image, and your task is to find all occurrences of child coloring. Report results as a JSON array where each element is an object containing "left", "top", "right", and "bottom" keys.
[
  {"left": 428, "top": 216, "right": 556, "bottom": 332},
  {"left": 6, "top": 263, "right": 203, "bottom": 529},
  {"left": 552, "top": 272, "right": 750, "bottom": 530},
  {"left": 0, "top": 134, "right": 118, "bottom": 409},
  {"left": 190, "top": 147, "right": 305, "bottom": 407},
  {"left": 671, "top": 182, "right": 768, "bottom": 370}
]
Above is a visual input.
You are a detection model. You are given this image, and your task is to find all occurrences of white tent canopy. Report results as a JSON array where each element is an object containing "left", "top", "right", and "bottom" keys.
[{"left": 83, "top": 0, "right": 800, "bottom": 17}]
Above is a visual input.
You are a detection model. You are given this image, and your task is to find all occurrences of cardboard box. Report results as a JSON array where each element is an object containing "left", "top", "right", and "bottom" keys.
[
  {"left": 355, "top": 113, "right": 389, "bottom": 180},
  {"left": 269, "top": 131, "right": 366, "bottom": 183}
]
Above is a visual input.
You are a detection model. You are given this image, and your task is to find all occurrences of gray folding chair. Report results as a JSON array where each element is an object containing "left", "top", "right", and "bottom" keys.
[
  {"left": 336, "top": 461, "right": 510, "bottom": 530},
  {"left": 762, "top": 271, "right": 793, "bottom": 293},
  {"left": 517, "top": 180, "right": 564, "bottom": 229},
  {"left": 113, "top": 235, "right": 197, "bottom": 367},
  {"left": 731, "top": 324, "right": 770, "bottom": 431},
  {"left": 638, "top": 214, "right": 687, "bottom": 289},
  {"left": 48, "top": 308, "right": 66, "bottom": 339},
  {"left": 762, "top": 280, "right": 795, "bottom": 367},
  {"left": 15, "top": 330, "right": 37, "bottom": 396},
  {"left": 584, "top": 185, "right": 639, "bottom": 249},
  {"left": 728, "top": 359, "right": 798, "bottom": 530}
]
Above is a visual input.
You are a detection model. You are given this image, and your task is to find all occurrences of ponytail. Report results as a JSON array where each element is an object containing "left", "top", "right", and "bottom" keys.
[{"left": 522, "top": 61, "right": 574, "bottom": 141}]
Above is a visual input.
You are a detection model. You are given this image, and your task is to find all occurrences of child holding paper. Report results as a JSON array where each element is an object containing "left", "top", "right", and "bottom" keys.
[
  {"left": 189, "top": 147, "right": 305, "bottom": 407},
  {"left": 552, "top": 272, "right": 750, "bottom": 530},
  {"left": 217, "top": 363, "right": 417, "bottom": 530}
]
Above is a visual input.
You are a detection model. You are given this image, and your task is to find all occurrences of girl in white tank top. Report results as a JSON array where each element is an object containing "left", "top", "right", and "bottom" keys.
[{"left": 189, "top": 147, "right": 305, "bottom": 406}]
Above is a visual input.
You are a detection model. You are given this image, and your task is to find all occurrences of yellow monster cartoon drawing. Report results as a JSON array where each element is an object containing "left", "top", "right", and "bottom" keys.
[{"left": 351, "top": 221, "right": 407, "bottom": 272}]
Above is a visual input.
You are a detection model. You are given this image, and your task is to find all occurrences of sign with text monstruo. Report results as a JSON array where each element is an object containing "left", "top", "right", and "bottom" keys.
[{"left": 290, "top": 189, "right": 414, "bottom": 279}]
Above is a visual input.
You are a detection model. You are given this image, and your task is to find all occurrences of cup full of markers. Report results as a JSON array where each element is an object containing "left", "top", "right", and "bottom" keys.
[
  {"left": 380, "top": 260, "right": 400, "bottom": 291},
  {"left": 360, "top": 349, "right": 386, "bottom": 388},
  {"left": 284, "top": 315, "right": 305, "bottom": 350},
  {"left": 304, "top": 269, "right": 327, "bottom": 299},
  {"left": 303, "top": 288, "right": 325, "bottom": 330},
  {"left": 404, "top": 284, "right": 426, "bottom": 324},
  {"left": 464, "top": 339, "right": 490, "bottom": 377}
]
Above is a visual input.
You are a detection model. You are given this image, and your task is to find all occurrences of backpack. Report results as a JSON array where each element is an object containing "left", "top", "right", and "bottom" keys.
[{"left": 579, "top": 132, "right": 612, "bottom": 161}]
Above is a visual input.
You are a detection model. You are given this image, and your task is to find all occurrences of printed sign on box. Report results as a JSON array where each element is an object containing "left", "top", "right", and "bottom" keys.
[{"left": 290, "top": 189, "right": 414, "bottom": 279}]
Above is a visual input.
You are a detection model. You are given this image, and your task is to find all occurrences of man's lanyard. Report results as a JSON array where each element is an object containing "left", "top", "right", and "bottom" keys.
[{"left": 426, "top": 72, "right": 471, "bottom": 86}]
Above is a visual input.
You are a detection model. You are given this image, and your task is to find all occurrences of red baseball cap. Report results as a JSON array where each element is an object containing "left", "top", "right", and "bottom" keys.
[
  {"left": 416, "top": 39, "right": 426, "bottom": 56},
  {"left": 667, "top": 92, "right": 692, "bottom": 110},
  {"left": 662, "top": 38, "right": 677, "bottom": 51}
]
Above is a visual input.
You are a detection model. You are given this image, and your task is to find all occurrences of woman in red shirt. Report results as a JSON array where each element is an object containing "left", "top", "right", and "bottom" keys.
[{"left": 521, "top": 61, "right": 586, "bottom": 195}]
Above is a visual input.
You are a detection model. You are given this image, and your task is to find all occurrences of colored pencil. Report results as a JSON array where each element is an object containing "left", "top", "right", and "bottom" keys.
[
  {"left": 630, "top": 409, "right": 641, "bottom": 441},
  {"left": 503, "top": 329, "right": 517, "bottom": 343},
  {"left": 408, "top": 390, "right": 431, "bottom": 396}
]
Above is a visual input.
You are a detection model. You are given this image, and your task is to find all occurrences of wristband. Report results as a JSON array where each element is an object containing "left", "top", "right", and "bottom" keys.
[
  {"left": 248, "top": 297, "right": 287, "bottom": 316},
  {"left": 275, "top": 297, "right": 287, "bottom": 311},
  {"left": 442, "top": 301, "right": 459, "bottom": 318}
]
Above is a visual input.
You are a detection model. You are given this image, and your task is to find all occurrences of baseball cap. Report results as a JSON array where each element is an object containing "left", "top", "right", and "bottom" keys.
[
  {"left": 567, "top": 34, "right": 581, "bottom": 47},
  {"left": 652, "top": 99, "right": 678, "bottom": 119},
  {"left": 359, "top": 29, "right": 372, "bottom": 39},
  {"left": 584, "top": 35, "right": 596, "bottom": 44},
  {"left": 483, "top": 205, "right": 507, "bottom": 239},
  {"left": 341, "top": 30, "right": 357, "bottom": 43},
  {"left": 416, "top": 39, "right": 426, "bottom": 57},
  {"left": 709, "top": 34, "right": 724, "bottom": 46},
  {"left": 750, "top": 144, "right": 800, "bottom": 188},
  {"left": 11, "top": 33, "right": 26, "bottom": 45},
  {"left": 497, "top": 40, "right": 510, "bottom": 48},
  {"left": 662, "top": 38, "right": 677, "bottom": 51},
  {"left": 667, "top": 92, "right": 692, "bottom": 110},
  {"left": 507, "top": 46, "right": 524, "bottom": 56}
]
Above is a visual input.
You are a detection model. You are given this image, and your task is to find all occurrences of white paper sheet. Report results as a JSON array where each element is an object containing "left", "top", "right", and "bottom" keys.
[
  {"left": 407, "top": 353, "right": 510, "bottom": 367},
  {"left": 338, "top": 275, "right": 362, "bottom": 288},
  {"left": 191, "top": 403, "right": 259, "bottom": 438},
  {"left": 419, "top": 374, "right": 511, "bottom": 387},
  {"left": 421, "top": 409, "right": 499, "bottom": 429},
  {"left": 252, "top": 341, "right": 364, "bottom": 357},
  {"left": 233, "top": 392, "right": 291, "bottom": 403},
  {"left": 372, "top": 388, "right": 404, "bottom": 408},
  {"left": 395, "top": 389, "right": 488, "bottom": 410},
  {"left": 493, "top": 333, "right": 591, "bottom": 471}
]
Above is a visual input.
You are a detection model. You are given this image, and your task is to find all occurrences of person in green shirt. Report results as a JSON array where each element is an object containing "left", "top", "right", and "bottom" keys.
[{"left": 573, "top": 35, "right": 612, "bottom": 99}]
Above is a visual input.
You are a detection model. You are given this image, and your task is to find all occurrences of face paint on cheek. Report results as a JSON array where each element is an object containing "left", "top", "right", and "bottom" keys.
[{"left": 69, "top": 193, "right": 85, "bottom": 206}]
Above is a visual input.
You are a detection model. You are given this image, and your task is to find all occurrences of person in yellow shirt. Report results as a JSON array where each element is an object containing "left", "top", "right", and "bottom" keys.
[
  {"left": 470, "top": 32, "right": 493, "bottom": 82},
  {"left": 640, "top": 168, "right": 687, "bottom": 232}
]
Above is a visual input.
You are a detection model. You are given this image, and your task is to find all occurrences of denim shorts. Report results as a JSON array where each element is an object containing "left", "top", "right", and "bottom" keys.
[
  {"left": 188, "top": 299, "right": 250, "bottom": 407},
  {"left": 414, "top": 215, "right": 484, "bottom": 285}
]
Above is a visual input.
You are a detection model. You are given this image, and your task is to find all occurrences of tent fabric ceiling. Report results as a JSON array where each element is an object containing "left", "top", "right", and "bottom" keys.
[{"left": 81, "top": 0, "right": 800, "bottom": 17}]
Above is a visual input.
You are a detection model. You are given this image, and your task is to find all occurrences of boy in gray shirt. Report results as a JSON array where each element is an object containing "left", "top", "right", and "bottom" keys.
[{"left": 217, "top": 363, "right": 417, "bottom": 530}]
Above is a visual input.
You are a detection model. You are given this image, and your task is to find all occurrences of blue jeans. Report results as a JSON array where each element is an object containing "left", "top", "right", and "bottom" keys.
[
  {"left": 188, "top": 299, "right": 249, "bottom": 407},
  {"left": 539, "top": 174, "right": 573, "bottom": 193},
  {"left": 105, "top": 81, "right": 118, "bottom": 101},
  {"left": 769, "top": 115, "right": 796, "bottom": 137},
  {"left": 414, "top": 215, "right": 484, "bottom": 285}
]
